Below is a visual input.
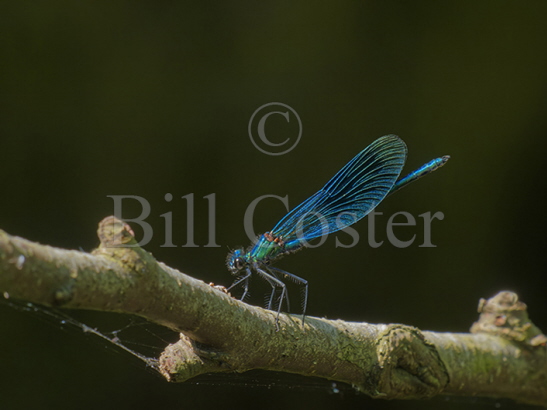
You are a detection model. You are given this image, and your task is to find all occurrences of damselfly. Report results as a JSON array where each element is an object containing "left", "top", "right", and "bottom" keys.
[{"left": 227, "top": 135, "right": 449, "bottom": 328}]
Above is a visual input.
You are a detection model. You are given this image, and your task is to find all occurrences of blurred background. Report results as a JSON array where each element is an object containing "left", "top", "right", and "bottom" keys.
[{"left": 1, "top": 2, "right": 546, "bottom": 409}]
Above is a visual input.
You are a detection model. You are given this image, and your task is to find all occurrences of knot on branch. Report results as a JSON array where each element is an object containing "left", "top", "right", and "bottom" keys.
[
  {"left": 93, "top": 216, "right": 151, "bottom": 275},
  {"left": 471, "top": 291, "right": 547, "bottom": 347},
  {"left": 159, "top": 334, "right": 232, "bottom": 382},
  {"left": 370, "top": 325, "right": 449, "bottom": 399},
  {"left": 97, "top": 216, "right": 136, "bottom": 247}
]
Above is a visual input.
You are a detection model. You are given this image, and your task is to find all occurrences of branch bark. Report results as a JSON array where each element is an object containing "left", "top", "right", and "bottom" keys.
[{"left": 1, "top": 216, "right": 545, "bottom": 406}]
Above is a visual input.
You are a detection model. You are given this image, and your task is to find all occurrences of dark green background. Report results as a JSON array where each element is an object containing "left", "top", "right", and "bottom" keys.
[{"left": 1, "top": 2, "right": 546, "bottom": 409}]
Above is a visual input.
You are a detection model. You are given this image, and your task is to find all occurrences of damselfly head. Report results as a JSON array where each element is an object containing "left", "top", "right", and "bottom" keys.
[{"left": 226, "top": 248, "right": 247, "bottom": 274}]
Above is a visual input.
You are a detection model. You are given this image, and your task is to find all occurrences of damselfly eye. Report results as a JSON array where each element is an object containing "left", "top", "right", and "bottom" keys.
[{"left": 234, "top": 257, "right": 245, "bottom": 270}]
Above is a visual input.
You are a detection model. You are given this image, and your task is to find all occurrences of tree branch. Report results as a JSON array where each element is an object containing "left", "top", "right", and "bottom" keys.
[{"left": 1, "top": 216, "right": 545, "bottom": 406}]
